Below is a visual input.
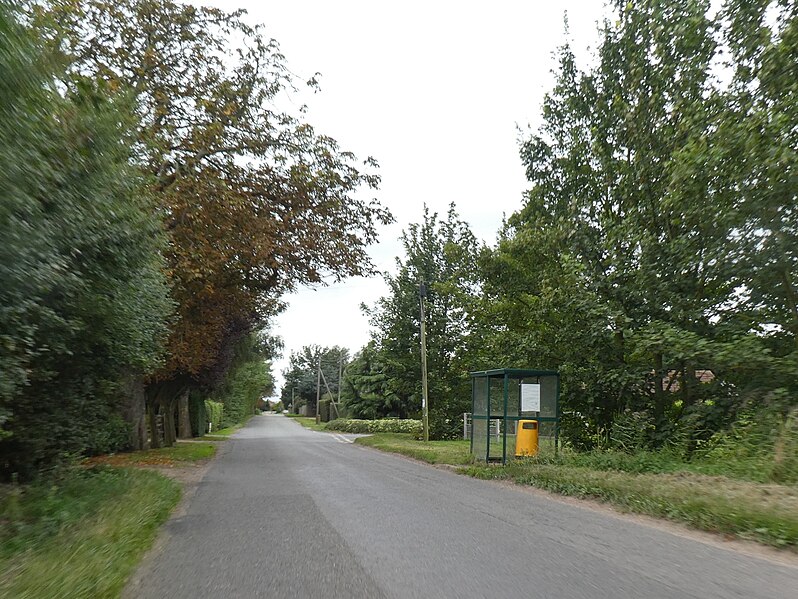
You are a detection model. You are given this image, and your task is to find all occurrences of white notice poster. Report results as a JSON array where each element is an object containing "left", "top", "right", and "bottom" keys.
[{"left": 521, "top": 384, "right": 541, "bottom": 412}]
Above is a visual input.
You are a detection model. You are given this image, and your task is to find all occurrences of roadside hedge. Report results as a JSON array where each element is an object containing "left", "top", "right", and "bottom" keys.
[
  {"left": 204, "top": 400, "right": 223, "bottom": 433},
  {"left": 326, "top": 418, "right": 422, "bottom": 435}
]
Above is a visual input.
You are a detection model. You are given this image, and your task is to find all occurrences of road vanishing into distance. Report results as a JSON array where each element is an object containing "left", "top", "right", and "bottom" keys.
[{"left": 126, "top": 414, "right": 798, "bottom": 598}]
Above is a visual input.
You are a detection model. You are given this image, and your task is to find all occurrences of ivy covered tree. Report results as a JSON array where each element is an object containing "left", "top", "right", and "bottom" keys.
[{"left": 340, "top": 342, "right": 406, "bottom": 419}]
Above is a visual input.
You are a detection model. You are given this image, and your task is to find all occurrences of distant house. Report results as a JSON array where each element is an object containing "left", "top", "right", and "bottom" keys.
[{"left": 662, "top": 369, "right": 715, "bottom": 392}]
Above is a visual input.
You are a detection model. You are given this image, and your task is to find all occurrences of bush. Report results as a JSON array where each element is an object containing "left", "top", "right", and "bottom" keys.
[
  {"left": 696, "top": 404, "right": 798, "bottom": 485},
  {"left": 84, "top": 415, "right": 131, "bottom": 456},
  {"left": 318, "top": 399, "right": 331, "bottom": 423},
  {"left": 0, "top": 7, "right": 172, "bottom": 479},
  {"left": 429, "top": 410, "right": 462, "bottom": 440},
  {"left": 189, "top": 392, "right": 207, "bottom": 436},
  {"left": 204, "top": 400, "right": 223, "bottom": 433},
  {"left": 326, "top": 418, "right": 422, "bottom": 435}
]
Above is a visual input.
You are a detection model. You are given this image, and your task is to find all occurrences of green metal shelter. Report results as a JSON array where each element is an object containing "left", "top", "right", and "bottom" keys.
[{"left": 470, "top": 368, "right": 560, "bottom": 464}]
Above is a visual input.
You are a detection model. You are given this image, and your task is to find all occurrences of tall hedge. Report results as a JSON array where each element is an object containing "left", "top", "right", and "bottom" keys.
[{"left": 0, "top": 5, "right": 172, "bottom": 479}]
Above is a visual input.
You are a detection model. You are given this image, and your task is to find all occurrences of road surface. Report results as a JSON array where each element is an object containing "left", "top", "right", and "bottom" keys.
[{"left": 126, "top": 414, "right": 798, "bottom": 598}]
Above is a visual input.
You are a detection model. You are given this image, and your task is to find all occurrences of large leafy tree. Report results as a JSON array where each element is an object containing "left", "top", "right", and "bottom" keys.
[
  {"left": 484, "top": 1, "right": 753, "bottom": 447},
  {"left": 0, "top": 2, "right": 172, "bottom": 477},
  {"left": 367, "top": 204, "right": 482, "bottom": 437},
  {"left": 340, "top": 342, "right": 406, "bottom": 419},
  {"left": 34, "top": 0, "right": 392, "bottom": 444},
  {"left": 716, "top": 0, "right": 798, "bottom": 390}
]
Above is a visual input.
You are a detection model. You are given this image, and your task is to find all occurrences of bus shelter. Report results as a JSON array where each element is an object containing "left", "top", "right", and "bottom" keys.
[{"left": 470, "top": 369, "right": 560, "bottom": 464}]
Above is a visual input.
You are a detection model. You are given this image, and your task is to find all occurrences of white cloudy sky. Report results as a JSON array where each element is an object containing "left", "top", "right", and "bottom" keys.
[{"left": 200, "top": 1, "right": 607, "bottom": 396}]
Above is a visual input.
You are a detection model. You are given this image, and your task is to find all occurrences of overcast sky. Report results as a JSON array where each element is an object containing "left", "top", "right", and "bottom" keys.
[{"left": 199, "top": 1, "right": 607, "bottom": 397}]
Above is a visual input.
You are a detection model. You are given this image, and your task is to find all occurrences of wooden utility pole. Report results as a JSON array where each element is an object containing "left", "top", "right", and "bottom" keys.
[
  {"left": 315, "top": 354, "right": 322, "bottom": 424},
  {"left": 419, "top": 282, "right": 430, "bottom": 442}
]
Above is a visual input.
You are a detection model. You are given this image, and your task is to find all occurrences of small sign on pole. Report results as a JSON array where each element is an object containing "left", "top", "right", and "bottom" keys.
[{"left": 521, "top": 383, "right": 541, "bottom": 412}]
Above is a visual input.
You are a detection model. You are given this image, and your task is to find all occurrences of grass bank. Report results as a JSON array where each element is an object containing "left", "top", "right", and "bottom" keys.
[
  {"left": 355, "top": 433, "right": 472, "bottom": 465},
  {"left": 1, "top": 441, "right": 218, "bottom": 598},
  {"left": 0, "top": 467, "right": 181, "bottom": 599},
  {"left": 203, "top": 412, "right": 260, "bottom": 439},
  {"left": 355, "top": 433, "right": 798, "bottom": 550}
]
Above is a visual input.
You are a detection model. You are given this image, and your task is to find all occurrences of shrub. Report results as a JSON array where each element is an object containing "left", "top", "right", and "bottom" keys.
[
  {"left": 188, "top": 392, "right": 207, "bottom": 436},
  {"left": 429, "top": 409, "right": 462, "bottom": 440},
  {"left": 318, "top": 399, "right": 331, "bottom": 423},
  {"left": 204, "top": 400, "right": 223, "bottom": 433},
  {"left": 326, "top": 418, "right": 422, "bottom": 435},
  {"left": 84, "top": 414, "right": 131, "bottom": 456}
]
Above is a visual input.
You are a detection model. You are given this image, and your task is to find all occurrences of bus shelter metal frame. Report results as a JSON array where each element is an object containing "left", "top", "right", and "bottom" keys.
[{"left": 470, "top": 368, "right": 560, "bottom": 465}]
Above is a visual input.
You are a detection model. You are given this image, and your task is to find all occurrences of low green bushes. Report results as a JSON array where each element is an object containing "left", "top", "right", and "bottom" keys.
[{"left": 326, "top": 418, "right": 422, "bottom": 435}]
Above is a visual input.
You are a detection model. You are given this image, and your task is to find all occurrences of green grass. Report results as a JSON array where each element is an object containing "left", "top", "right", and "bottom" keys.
[
  {"left": 203, "top": 413, "right": 261, "bottom": 439},
  {"left": 355, "top": 433, "right": 473, "bottom": 465},
  {"left": 201, "top": 426, "right": 239, "bottom": 440},
  {"left": 523, "top": 447, "right": 798, "bottom": 486},
  {"left": 0, "top": 467, "right": 181, "bottom": 598},
  {"left": 285, "top": 415, "right": 329, "bottom": 431}
]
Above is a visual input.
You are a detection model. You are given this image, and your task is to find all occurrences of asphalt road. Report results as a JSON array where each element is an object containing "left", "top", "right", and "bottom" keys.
[{"left": 127, "top": 414, "right": 798, "bottom": 598}]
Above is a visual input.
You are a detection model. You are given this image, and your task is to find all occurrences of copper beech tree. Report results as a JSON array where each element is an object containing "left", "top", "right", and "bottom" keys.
[{"left": 37, "top": 0, "right": 391, "bottom": 446}]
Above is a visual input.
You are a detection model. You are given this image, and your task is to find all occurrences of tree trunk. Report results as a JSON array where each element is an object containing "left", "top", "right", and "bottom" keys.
[
  {"left": 162, "top": 397, "right": 177, "bottom": 447},
  {"left": 653, "top": 352, "right": 667, "bottom": 438},
  {"left": 148, "top": 404, "right": 162, "bottom": 449},
  {"left": 177, "top": 389, "right": 192, "bottom": 439},
  {"left": 120, "top": 375, "right": 149, "bottom": 451},
  {"left": 146, "top": 379, "right": 187, "bottom": 448},
  {"left": 682, "top": 363, "right": 696, "bottom": 410}
]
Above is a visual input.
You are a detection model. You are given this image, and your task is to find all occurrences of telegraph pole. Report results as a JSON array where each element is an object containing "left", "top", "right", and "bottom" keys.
[
  {"left": 419, "top": 282, "right": 430, "bottom": 442},
  {"left": 315, "top": 354, "right": 322, "bottom": 424}
]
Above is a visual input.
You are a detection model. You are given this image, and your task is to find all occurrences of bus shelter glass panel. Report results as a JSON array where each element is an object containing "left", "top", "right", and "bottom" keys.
[
  {"left": 470, "top": 369, "right": 560, "bottom": 464},
  {"left": 488, "top": 376, "right": 505, "bottom": 461},
  {"left": 537, "top": 421, "right": 558, "bottom": 457},
  {"left": 471, "top": 375, "right": 488, "bottom": 460},
  {"left": 539, "top": 375, "right": 558, "bottom": 418}
]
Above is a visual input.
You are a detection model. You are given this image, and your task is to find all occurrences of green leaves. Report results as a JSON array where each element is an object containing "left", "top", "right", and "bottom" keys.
[
  {"left": 364, "top": 205, "right": 482, "bottom": 433},
  {"left": 0, "top": 3, "right": 173, "bottom": 478},
  {"left": 481, "top": 0, "right": 798, "bottom": 450}
]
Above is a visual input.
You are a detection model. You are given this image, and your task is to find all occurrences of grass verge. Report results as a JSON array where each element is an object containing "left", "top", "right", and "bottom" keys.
[
  {"left": 355, "top": 433, "right": 473, "bottom": 465},
  {"left": 285, "top": 415, "right": 329, "bottom": 431},
  {"left": 86, "top": 441, "right": 217, "bottom": 467},
  {"left": 0, "top": 467, "right": 181, "bottom": 599}
]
